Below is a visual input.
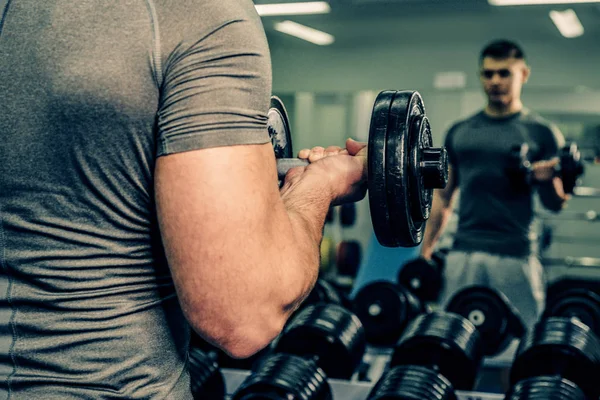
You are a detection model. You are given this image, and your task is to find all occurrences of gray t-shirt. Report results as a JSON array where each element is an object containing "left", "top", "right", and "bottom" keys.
[
  {"left": 445, "top": 110, "right": 563, "bottom": 258},
  {"left": 0, "top": 0, "right": 271, "bottom": 398}
]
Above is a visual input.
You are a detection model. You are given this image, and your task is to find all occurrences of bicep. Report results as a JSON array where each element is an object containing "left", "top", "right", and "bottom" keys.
[{"left": 155, "top": 143, "right": 282, "bottom": 324}]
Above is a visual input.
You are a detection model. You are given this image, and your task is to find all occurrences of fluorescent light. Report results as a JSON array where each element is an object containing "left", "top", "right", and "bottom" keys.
[
  {"left": 490, "top": 0, "right": 600, "bottom": 5},
  {"left": 274, "top": 21, "right": 335, "bottom": 45},
  {"left": 550, "top": 9, "right": 584, "bottom": 37},
  {"left": 255, "top": 2, "right": 330, "bottom": 16}
]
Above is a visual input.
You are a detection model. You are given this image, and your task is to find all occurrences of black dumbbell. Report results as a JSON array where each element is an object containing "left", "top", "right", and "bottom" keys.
[
  {"left": 231, "top": 303, "right": 366, "bottom": 399},
  {"left": 367, "top": 312, "right": 483, "bottom": 399},
  {"left": 189, "top": 332, "right": 269, "bottom": 371},
  {"left": 505, "top": 376, "right": 586, "bottom": 400},
  {"left": 269, "top": 92, "right": 448, "bottom": 248},
  {"left": 188, "top": 347, "right": 226, "bottom": 400},
  {"left": 397, "top": 250, "right": 446, "bottom": 303},
  {"left": 445, "top": 285, "right": 526, "bottom": 357},
  {"left": 507, "top": 141, "right": 585, "bottom": 194},
  {"left": 543, "top": 287, "right": 600, "bottom": 338},
  {"left": 232, "top": 353, "right": 332, "bottom": 400},
  {"left": 509, "top": 317, "right": 600, "bottom": 400},
  {"left": 352, "top": 281, "right": 423, "bottom": 346}
]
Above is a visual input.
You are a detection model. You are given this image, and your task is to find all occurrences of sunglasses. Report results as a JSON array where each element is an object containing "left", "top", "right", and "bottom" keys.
[{"left": 480, "top": 69, "right": 512, "bottom": 79}]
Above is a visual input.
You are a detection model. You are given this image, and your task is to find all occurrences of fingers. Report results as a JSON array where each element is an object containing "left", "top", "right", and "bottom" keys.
[
  {"left": 346, "top": 138, "right": 368, "bottom": 156},
  {"left": 297, "top": 145, "right": 348, "bottom": 163}
]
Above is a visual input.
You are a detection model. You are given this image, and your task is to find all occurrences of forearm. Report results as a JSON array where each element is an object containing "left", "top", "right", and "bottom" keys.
[{"left": 537, "top": 177, "right": 567, "bottom": 212}]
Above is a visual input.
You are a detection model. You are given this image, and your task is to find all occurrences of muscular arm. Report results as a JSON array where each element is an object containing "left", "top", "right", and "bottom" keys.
[
  {"left": 156, "top": 143, "right": 331, "bottom": 358},
  {"left": 534, "top": 125, "right": 568, "bottom": 213},
  {"left": 419, "top": 166, "right": 459, "bottom": 260}
]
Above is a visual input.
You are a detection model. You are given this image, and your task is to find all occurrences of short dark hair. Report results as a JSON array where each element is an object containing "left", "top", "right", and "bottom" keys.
[{"left": 479, "top": 40, "right": 526, "bottom": 65}]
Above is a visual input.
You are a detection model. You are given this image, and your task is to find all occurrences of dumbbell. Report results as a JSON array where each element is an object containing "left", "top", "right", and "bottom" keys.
[
  {"left": 188, "top": 347, "right": 226, "bottom": 400},
  {"left": 269, "top": 91, "right": 448, "bottom": 248},
  {"left": 366, "top": 311, "right": 484, "bottom": 399},
  {"left": 231, "top": 303, "right": 366, "bottom": 399},
  {"left": 445, "top": 285, "right": 526, "bottom": 357},
  {"left": 397, "top": 250, "right": 447, "bottom": 303},
  {"left": 352, "top": 280, "right": 423, "bottom": 346},
  {"left": 507, "top": 141, "right": 585, "bottom": 194},
  {"left": 543, "top": 287, "right": 600, "bottom": 338},
  {"left": 189, "top": 332, "right": 269, "bottom": 371},
  {"left": 336, "top": 240, "right": 362, "bottom": 278},
  {"left": 508, "top": 317, "right": 600, "bottom": 400}
]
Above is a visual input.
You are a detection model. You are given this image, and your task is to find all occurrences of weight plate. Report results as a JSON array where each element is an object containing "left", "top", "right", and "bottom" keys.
[
  {"left": 367, "top": 365, "right": 457, "bottom": 400},
  {"left": 268, "top": 96, "right": 293, "bottom": 159},
  {"left": 385, "top": 91, "right": 427, "bottom": 247},
  {"left": 408, "top": 116, "right": 434, "bottom": 222},
  {"left": 506, "top": 376, "right": 586, "bottom": 400},
  {"left": 544, "top": 288, "right": 600, "bottom": 339},
  {"left": 510, "top": 317, "right": 600, "bottom": 400},
  {"left": 188, "top": 348, "right": 226, "bottom": 400},
  {"left": 397, "top": 257, "right": 444, "bottom": 303},
  {"left": 353, "top": 281, "right": 422, "bottom": 346},
  {"left": 272, "top": 303, "right": 366, "bottom": 380},
  {"left": 368, "top": 90, "right": 397, "bottom": 248},
  {"left": 391, "top": 311, "right": 483, "bottom": 391},
  {"left": 445, "top": 286, "right": 525, "bottom": 356},
  {"left": 232, "top": 353, "right": 332, "bottom": 400}
]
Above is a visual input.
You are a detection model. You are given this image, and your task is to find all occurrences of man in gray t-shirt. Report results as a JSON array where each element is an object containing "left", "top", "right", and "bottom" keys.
[
  {"left": 0, "top": 1, "right": 367, "bottom": 398},
  {"left": 420, "top": 40, "right": 568, "bottom": 331}
]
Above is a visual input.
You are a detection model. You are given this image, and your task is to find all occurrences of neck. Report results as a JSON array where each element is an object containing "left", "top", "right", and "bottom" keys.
[{"left": 485, "top": 100, "right": 523, "bottom": 118}]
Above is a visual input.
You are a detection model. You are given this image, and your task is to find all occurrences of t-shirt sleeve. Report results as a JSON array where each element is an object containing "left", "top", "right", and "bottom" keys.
[
  {"left": 443, "top": 124, "right": 459, "bottom": 167},
  {"left": 156, "top": 1, "right": 271, "bottom": 156}
]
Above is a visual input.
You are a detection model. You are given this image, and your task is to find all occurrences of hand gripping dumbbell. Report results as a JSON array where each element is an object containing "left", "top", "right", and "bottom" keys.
[
  {"left": 366, "top": 311, "right": 484, "bottom": 400},
  {"left": 397, "top": 249, "right": 447, "bottom": 303},
  {"left": 231, "top": 303, "right": 367, "bottom": 399},
  {"left": 507, "top": 141, "right": 585, "bottom": 194},
  {"left": 507, "top": 317, "right": 600, "bottom": 400},
  {"left": 269, "top": 91, "right": 448, "bottom": 248},
  {"left": 445, "top": 285, "right": 526, "bottom": 357},
  {"left": 352, "top": 280, "right": 424, "bottom": 346}
]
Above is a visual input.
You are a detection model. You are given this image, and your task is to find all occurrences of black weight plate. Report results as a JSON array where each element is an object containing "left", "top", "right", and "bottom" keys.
[
  {"left": 368, "top": 90, "right": 398, "bottom": 248},
  {"left": 445, "top": 286, "right": 525, "bottom": 356},
  {"left": 544, "top": 288, "right": 600, "bottom": 341},
  {"left": 189, "top": 348, "right": 226, "bottom": 400},
  {"left": 385, "top": 91, "right": 427, "bottom": 247},
  {"left": 273, "top": 303, "right": 366, "bottom": 380},
  {"left": 397, "top": 257, "right": 443, "bottom": 303},
  {"left": 352, "top": 281, "right": 422, "bottom": 346},
  {"left": 367, "top": 365, "right": 457, "bottom": 400},
  {"left": 232, "top": 353, "right": 332, "bottom": 400},
  {"left": 391, "top": 311, "right": 483, "bottom": 391},
  {"left": 510, "top": 317, "right": 600, "bottom": 400},
  {"left": 506, "top": 376, "right": 586, "bottom": 400},
  {"left": 268, "top": 96, "right": 293, "bottom": 160},
  {"left": 408, "top": 116, "right": 433, "bottom": 223}
]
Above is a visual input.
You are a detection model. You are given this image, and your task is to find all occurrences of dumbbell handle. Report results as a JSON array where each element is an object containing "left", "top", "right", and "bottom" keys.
[{"left": 277, "top": 158, "right": 310, "bottom": 179}]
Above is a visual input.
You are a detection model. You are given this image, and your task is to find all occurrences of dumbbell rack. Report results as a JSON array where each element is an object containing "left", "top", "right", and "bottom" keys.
[{"left": 220, "top": 342, "right": 518, "bottom": 400}]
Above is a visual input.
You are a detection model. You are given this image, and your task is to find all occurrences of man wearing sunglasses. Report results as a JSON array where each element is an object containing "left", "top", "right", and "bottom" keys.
[{"left": 418, "top": 40, "right": 568, "bottom": 331}]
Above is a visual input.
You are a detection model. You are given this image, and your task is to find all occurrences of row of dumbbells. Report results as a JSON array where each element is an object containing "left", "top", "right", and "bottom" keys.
[{"left": 188, "top": 301, "right": 600, "bottom": 399}]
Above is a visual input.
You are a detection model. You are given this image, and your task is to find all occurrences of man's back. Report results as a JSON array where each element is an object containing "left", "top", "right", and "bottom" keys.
[{"left": 0, "top": 0, "right": 270, "bottom": 398}]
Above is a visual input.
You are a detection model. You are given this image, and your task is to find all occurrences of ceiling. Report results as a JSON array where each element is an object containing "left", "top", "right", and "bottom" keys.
[{"left": 255, "top": 0, "right": 600, "bottom": 48}]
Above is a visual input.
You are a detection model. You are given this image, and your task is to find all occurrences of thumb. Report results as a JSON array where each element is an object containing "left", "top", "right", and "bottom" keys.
[{"left": 346, "top": 138, "right": 367, "bottom": 156}]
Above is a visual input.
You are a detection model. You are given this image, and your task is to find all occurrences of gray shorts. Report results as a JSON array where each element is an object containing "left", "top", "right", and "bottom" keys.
[{"left": 438, "top": 251, "right": 546, "bottom": 333}]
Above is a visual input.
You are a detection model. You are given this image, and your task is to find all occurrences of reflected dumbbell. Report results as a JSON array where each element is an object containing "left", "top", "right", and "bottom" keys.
[
  {"left": 352, "top": 281, "right": 423, "bottom": 346},
  {"left": 367, "top": 312, "right": 484, "bottom": 399},
  {"left": 397, "top": 250, "right": 447, "bottom": 303},
  {"left": 231, "top": 303, "right": 367, "bottom": 399},
  {"left": 445, "top": 285, "right": 526, "bottom": 356},
  {"left": 188, "top": 347, "right": 226, "bottom": 400},
  {"left": 508, "top": 317, "right": 600, "bottom": 400}
]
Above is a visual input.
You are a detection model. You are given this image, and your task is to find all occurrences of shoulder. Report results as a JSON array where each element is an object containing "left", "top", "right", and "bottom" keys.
[
  {"left": 520, "top": 109, "right": 565, "bottom": 148},
  {"left": 445, "top": 111, "right": 484, "bottom": 138}
]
